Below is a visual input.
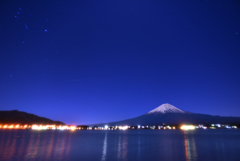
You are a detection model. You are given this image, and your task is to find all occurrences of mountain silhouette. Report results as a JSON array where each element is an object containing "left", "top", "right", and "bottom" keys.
[
  {"left": 0, "top": 110, "right": 65, "bottom": 125},
  {"left": 92, "top": 103, "right": 240, "bottom": 126}
]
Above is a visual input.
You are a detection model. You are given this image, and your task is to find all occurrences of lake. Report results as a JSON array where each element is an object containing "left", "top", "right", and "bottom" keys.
[{"left": 0, "top": 129, "right": 240, "bottom": 161}]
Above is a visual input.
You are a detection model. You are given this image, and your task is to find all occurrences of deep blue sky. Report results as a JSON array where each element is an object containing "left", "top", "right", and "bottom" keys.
[{"left": 0, "top": 0, "right": 240, "bottom": 125}]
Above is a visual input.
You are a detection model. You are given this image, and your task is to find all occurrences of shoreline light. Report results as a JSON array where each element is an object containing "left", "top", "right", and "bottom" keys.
[
  {"left": 0, "top": 124, "right": 237, "bottom": 130},
  {"left": 104, "top": 125, "right": 108, "bottom": 130},
  {"left": 119, "top": 126, "right": 128, "bottom": 130},
  {"left": 181, "top": 125, "right": 196, "bottom": 130}
]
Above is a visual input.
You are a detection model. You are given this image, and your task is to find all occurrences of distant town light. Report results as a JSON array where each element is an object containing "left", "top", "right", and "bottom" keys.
[
  {"left": 225, "top": 126, "right": 231, "bottom": 129},
  {"left": 104, "top": 125, "right": 108, "bottom": 129},
  {"left": 181, "top": 125, "right": 195, "bottom": 130},
  {"left": 70, "top": 126, "right": 76, "bottom": 130},
  {"left": 119, "top": 126, "right": 128, "bottom": 130}
]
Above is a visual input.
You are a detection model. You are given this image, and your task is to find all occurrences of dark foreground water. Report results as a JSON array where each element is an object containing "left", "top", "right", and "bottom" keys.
[{"left": 0, "top": 129, "right": 240, "bottom": 161}]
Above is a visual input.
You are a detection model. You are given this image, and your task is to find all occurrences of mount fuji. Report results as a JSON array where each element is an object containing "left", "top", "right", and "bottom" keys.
[{"left": 92, "top": 103, "right": 240, "bottom": 126}]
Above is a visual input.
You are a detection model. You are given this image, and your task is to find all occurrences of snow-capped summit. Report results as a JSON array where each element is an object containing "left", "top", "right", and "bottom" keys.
[{"left": 148, "top": 103, "right": 188, "bottom": 114}]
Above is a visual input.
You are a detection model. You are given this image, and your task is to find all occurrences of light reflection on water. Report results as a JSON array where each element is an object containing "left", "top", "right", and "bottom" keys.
[
  {"left": 101, "top": 132, "right": 107, "bottom": 161},
  {"left": 0, "top": 130, "right": 72, "bottom": 161},
  {"left": 117, "top": 131, "right": 128, "bottom": 161},
  {"left": 17, "top": 129, "right": 26, "bottom": 158},
  {"left": 46, "top": 130, "right": 54, "bottom": 159},
  {"left": 138, "top": 134, "right": 141, "bottom": 161},
  {"left": 184, "top": 131, "right": 197, "bottom": 161},
  {"left": 117, "top": 133, "right": 121, "bottom": 159},
  {"left": 0, "top": 129, "right": 240, "bottom": 161}
]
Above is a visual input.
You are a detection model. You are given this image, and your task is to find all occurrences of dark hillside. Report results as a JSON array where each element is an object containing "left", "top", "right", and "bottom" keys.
[{"left": 0, "top": 110, "right": 65, "bottom": 125}]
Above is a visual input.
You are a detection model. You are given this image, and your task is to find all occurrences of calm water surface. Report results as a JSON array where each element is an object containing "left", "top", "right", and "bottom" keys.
[{"left": 0, "top": 129, "right": 240, "bottom": 161}]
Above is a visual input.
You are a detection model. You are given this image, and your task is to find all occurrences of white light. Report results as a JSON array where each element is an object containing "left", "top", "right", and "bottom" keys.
[
  {"left": 104, "top": 125, "right": 108, "bottom": 129},
  {"left": 32, "top": 125, "right": 48, "bottom": 130},
  {"left": 226, "top": 126, "right": 231, "bottom": 129},
  {"left": 181, "top": 125, "right": 195, "bottom": 130}
]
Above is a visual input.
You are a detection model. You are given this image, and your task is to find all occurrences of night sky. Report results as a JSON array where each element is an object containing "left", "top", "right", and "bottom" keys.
[{"left": 1, "top": 0, "right": 240, "bottom": 125}]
